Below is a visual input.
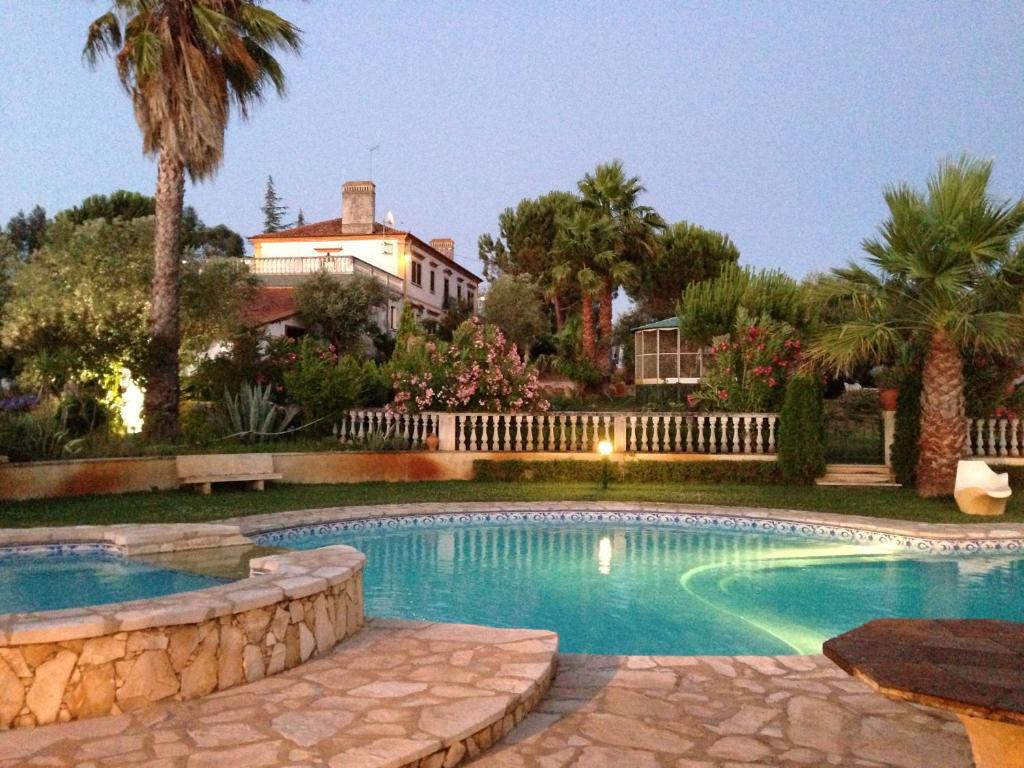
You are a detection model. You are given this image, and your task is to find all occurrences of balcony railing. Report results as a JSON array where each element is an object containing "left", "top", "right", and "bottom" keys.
[{"left": 245, "top": 255, "right": 404, "bottom": 292}]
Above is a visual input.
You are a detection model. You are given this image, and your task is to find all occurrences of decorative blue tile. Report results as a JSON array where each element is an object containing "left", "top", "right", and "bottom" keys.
[
  {"left": 0, "top": 542, "right": 120, "bottom": 561},
  {"left": 251, "top": 510, "right": 1024, "bottom": 556}
]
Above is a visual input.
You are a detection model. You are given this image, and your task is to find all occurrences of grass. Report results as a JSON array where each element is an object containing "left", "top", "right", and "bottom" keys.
[{"left": 2, "top": 480, "right": 1021, "bottom": 529}]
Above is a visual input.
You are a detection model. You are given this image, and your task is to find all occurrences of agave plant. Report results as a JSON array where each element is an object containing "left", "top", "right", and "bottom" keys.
[{"left": 223, "top": 382, "right": 298, "bottom": 443}]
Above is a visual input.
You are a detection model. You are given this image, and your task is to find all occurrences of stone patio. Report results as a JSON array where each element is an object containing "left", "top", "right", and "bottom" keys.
[
  {"left": 0, "top": 619, "right": 558, "bottom": 768},
  {"left": 471, "top": 653, "right": 972, "bottom": 768}
]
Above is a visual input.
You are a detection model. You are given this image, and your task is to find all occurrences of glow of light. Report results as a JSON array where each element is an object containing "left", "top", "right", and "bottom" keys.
[
  {"left": 598, "top": 536, "right": 612, "bottom": 575},
  {"left": 119, "top": 369, "right": 144, "bottom": 434},
  {"left": 597, "top": 439, "right": 613, "bottom": 456}
]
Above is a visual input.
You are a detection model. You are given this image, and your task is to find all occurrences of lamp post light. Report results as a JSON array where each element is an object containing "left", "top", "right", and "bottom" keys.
[{"left": 597, "top": 439, "right": 613, "bottom": 490}]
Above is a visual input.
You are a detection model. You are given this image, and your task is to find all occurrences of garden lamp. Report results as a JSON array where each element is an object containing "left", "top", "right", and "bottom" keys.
[{"left": 597, "top": 439, "right": 613, "bottom": 490}]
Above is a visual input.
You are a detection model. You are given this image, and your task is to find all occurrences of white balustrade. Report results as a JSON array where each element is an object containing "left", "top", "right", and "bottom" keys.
[
  {"left": 338, "top": 410, "right": 780, "bottom": 454},
  {"left": 337, "top": 410, "right": 438, "bottom": 449},
  {"left": 966, "top": 417, "right": 1023, "bottom": 458}
]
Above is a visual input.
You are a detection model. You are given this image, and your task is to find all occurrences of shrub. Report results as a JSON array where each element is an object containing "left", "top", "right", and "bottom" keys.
[
  {"left": 777, "top": 374, "right": 826, "bottom": 483},
  {"left": 180, "top": 401, "right": 222, "bottom": 446},
  {"left": 58, "top": 389, "right": 109, "bottom": 437},
  {"left": 472, "top": 459, "right": 783, "bottom": 484},
  {"left": 282, "top": 338, "right": 363, "bottom": 430},
  {"left": 891, "top": 372, "right": 922, "bottom": 487},
  {"left": 0, "top": 405, "right": 70, "bottom": 462}
]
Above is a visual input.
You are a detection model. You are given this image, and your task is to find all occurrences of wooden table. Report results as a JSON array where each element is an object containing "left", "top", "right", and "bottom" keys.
[{"left": 824, "top": 619, "right": 1024, "bottom": 768}]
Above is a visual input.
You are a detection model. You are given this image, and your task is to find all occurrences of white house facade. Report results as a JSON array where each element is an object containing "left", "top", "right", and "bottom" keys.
[{"left": 244, "top": 180, "right": 482, "bottom": 336}]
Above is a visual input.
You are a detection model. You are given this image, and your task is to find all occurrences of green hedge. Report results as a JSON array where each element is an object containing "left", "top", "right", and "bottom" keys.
[
  {"left": 891, "top": 373, "right": 922, "bottom": 487},
  {"left": 777, "top": 374, "right": 826, "bottom": 483},
  {"left": 473, "top": 459, "right": 783, "bottom": 484}
]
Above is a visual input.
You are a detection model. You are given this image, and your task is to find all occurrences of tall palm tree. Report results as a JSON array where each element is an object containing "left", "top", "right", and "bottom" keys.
[
  {"left": 579, "top": 161, "right": 665, "bottom": 365},
  {"left": 553, "top": 210, "right": 616, "bottom": 366},
  {"left": 84, "top": 1, "right": 301, "bottom": 438},
  {"left": 809, "top": 156, "right": 1024, "bottom": 497}
]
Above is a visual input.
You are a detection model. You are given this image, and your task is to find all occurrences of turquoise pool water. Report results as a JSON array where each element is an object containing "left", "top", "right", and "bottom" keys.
[
  {"left": 0, "top": 553, "right": 225, "bottom": 614},
  {"left": 276, "top": 521, "right": 1024, "bottom": 655}
]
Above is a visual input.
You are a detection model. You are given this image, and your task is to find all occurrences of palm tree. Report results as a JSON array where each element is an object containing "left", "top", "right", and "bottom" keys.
[
  {"left": 579, "top": 161, "right": 665, "bottom": 365},
  {"left": 553, "top": 210, "right": 616, "bottom": 365},
  {"left": 809, "top": 156, "right": 1024, "bottom": 497},
  {"left": 84, "top": 1, "right": 301, "bottom": 438}
]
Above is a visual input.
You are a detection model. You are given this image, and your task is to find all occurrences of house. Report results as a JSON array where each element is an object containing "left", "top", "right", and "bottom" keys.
[
  {"left": 633, "top": 317, "right": 706, "bottom": 385},
  {"left": 244, "top": 180, "right": 482, "bottom": 337}
]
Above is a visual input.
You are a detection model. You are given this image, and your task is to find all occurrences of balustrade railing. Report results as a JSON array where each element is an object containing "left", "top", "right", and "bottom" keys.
[
  {"left": 337, "top": 410, "right": 778, "bottom": 455},
  {"left": 966, "top": 417, "right": 1023, "bottom": 458},
  {"left": 453, "top": 412, "right": 616, "bottom": 452},
  {"left": 624, "top": 413, "right": 777, "bottom": 454},
  {"left": 245, "top": 255, "right": 404, "bottom": 292},
  {"left": 337, "top": 410, "right": 438, "bottom": 449}
]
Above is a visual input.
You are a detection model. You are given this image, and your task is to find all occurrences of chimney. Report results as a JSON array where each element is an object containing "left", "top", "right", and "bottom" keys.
[
  {"left": 430, "top": 238, "right": 455, "bottom": 260},
  {"left": 341, "top": 181, "right": 375, "bottom": 234}
]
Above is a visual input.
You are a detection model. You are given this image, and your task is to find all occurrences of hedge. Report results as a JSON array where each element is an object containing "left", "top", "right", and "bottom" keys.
[
  {"left": 472, "top": 459, "right": 783, "bottom": 484},
  {"left": 891, "top": 373, "right": 922, "bottom": 487},
  {"left": 777, "top": 374, "right": 826, "bottom": 483}
]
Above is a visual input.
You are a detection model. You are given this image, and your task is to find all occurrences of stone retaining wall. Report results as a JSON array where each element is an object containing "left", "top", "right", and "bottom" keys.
[
  {"left": 0, "top": 450, "right": 778, "bottom": 501},
  {"left": 0, "top": 545, "right": 364, "bottom": 728}
]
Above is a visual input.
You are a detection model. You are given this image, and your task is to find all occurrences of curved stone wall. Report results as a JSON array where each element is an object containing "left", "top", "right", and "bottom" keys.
[{"left": 0, "top": 544, "right": 364, "bottom": 728}]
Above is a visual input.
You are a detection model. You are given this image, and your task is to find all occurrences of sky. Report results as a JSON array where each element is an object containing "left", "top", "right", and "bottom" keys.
[{"left": 1, "top": 1, "right": 1023, "bottom": 298}]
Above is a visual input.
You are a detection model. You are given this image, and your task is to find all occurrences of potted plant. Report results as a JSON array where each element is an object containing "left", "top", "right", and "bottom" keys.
[{"left": 873, "top": 366, "right": 900, "bottom": 411}]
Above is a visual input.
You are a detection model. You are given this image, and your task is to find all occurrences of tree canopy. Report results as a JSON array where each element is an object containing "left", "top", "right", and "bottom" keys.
[
  {"left": 635, "top": 221, "right": 740, "bottom": 318},
  {"left": 294, "top": 272, "right": 388, "bottom": 354},
  {"left": 1, "top": 216, "right": 256, "bottom": 392},
  {"left": 481, "top": 274, "right": 549, "bottom": 359}
]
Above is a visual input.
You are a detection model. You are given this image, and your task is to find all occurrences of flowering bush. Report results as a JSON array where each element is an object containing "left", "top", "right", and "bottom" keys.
[
  {"left": 964, "top": 348, "right": 1024, "bottom": 420},
  {"left": 388, "top": 319, "right": 548, "bottom": 413},
  {"left": 688, "top": 317, "right": 801, "bottom": 412}
]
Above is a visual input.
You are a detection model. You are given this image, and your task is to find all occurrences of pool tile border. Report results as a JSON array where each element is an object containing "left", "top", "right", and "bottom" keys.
[{"left": 229, "top": 501, "right": 1024, "bottom": 556}]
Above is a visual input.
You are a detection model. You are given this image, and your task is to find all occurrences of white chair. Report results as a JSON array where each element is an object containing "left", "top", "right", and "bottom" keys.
[{"left": 954, "top": 460, "right": 1012, "bottom": 516}]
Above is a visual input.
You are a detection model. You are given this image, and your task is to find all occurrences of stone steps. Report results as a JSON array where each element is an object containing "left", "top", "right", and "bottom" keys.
[
  {"left": 816, "top": 464, "right": 901, "bottom": 487},
  {"left": 0, "top": 619, "right": 559, "bottom": 768}
]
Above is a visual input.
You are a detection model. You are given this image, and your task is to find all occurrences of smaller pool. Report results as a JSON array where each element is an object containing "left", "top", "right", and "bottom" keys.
[{"left": 0, "top": 552, "right": 227, "bottom": 614}]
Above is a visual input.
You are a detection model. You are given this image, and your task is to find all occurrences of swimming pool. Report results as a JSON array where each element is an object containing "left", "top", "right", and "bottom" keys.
[
  {"left": 0, "top": 551, "right": 226, "bottom": 614},
  {"left": 261, "top": 516, "right": 1024, "bottom": 655}
]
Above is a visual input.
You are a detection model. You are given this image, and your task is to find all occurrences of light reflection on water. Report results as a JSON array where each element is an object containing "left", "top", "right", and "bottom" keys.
[{"left": 281, "top": 522, "right": 1024, "bottom": 655}]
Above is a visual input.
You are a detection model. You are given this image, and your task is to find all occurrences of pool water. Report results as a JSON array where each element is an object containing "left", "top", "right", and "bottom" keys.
[
  {"left": 277, "top": 521, "right": 1024, "bottom": 655},
  {"left": 0, "top": 553, "right": 226, "bottom": 614}
]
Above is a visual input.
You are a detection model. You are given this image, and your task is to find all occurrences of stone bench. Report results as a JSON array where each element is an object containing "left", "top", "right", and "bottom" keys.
[{"left": 176, "top": 453, "right": 282, "bottom": 495}]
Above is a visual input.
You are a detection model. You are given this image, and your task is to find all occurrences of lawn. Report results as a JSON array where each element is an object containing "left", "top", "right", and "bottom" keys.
[{"left": 2, "top": 480, "right": 1020, "bottom": 528}]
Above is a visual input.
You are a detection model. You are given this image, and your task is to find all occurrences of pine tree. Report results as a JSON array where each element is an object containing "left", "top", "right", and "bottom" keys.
[
  {"left": 295, "top": 209, "right": 305, "bottom": 226},
  {"left": 262, "top": 176, "right": 288, "bottom": 232}
]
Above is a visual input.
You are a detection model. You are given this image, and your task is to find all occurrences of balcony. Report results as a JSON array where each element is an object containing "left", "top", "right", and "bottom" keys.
[{"left": 244, "top": 255, "right": 405, "bottom": 292}]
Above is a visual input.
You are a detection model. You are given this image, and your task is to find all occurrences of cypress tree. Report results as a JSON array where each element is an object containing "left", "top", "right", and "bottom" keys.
[
  {"left": 262, "top": 176, "right": 288, "bottom": 232},
  {"left": 778, "top": 374, "right": 826, "bottom": 482}
]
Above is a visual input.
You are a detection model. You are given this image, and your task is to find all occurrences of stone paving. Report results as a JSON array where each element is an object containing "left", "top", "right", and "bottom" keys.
[
  {"left": 0, "top": 619, "right": 558, "bottom": 768},
  {"left": 471, "top": 653, "right": 973, "bottom": 768}
]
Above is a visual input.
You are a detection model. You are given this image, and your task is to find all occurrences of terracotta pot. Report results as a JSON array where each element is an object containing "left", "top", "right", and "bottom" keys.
[
  {"left": 879, "top": 387, "right": 899, "bottom": 412},
  {"left": 424, "top": 433, "right": 440, "bottom": 451}
]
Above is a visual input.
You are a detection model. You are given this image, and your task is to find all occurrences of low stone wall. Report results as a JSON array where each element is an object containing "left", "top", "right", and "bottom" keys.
[
  {"left": 0, "top": 450, "right": 776, "bottom": 501},
  {"left": 0, "top": 545, "right": 365, "bottom": 728}
]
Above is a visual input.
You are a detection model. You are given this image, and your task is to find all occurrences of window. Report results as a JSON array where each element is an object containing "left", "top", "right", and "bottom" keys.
[
  {"left": 467, "top": 291, "right": 474, "bottom": 307},
  {"left": 411, "top": 261, "right": 422, "bottom": 286},
  {"left": 457, "top": 283, "right": 463, "bottom": 300},
  {"left": 443, "top": 278, "right": 450, "bottom": 303},
  {"left": 429, "top": 270, "right": 436, "bottom": 293},
  {"left": 390, "top": 305, "right": 397, "bottom": 330}
]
